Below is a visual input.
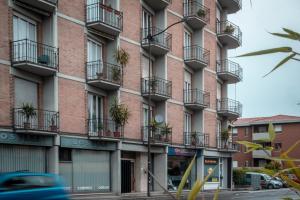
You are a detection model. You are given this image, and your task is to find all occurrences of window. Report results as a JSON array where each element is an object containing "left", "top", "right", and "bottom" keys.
[
  {"left": 245, "top": 127, "right": 249, "bottom": 136},
  {"left": 254, "top": 125, "right": 268, "bottom": 133},
  {"left": 59, "top": 148, "right": 72, "bottom": 162},
  {"left": 274, "top": 143, "right": 282, "bottom": 151},
  {"left": 184, "top": 71, "right": 192, "bottom": 102},
  {"left": 274, "top": 125, "right": 282, "bottom": 133},
  {"left": 88, "top": 93, "right": 103, "bottom": 134},
  {"left": 232, "top": 128, "right": 238, "bottom": 136},
  {"left": 142, "top": 9, "right": 152, "bottom": 40}
]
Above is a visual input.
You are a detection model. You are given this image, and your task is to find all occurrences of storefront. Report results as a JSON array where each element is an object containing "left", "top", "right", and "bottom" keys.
[
  {"left": 203, "top": 157, "right": 220, "bottom": 189},
  {"left": 168, "top": 147, "right": 197, "bottom": 190}
]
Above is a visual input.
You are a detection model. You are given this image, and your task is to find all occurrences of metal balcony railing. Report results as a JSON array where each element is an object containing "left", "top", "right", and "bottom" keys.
[
  {"left": 184, "top": 45, "right": 210, "bottom": 64},
  {"left": 216, "top": 136, "right": 237, "bottom": 150},
  {"left": 11, "top": 39, "right": 59, "bottom": 69},
  {"left": 141, "top": 77, "right": 172, "bottom": 98},
  {"left": 184, "top": 132, "right": 209, "bottom": 147},
  {"left": 14, "top": 108, "right": 59, "bottom": 132},
  {"left": 217, "top": 20, "right": 242, "bottom": 44},
  {"left": 87, "top": 118, "right": 123, "bottom": 138},
  {"left": 141, "top": 126, "right": 172, "bottom": 143},
  {"left": 216, "top": 59, "right": 243, "bottom": 80},
  {"left": 86, "top": 60, "right": 122, "bottom": 85},
  {"left": 183, "top": 1, "right": 210, "bottom": 23},
  {"left": 141, "top": 27, "right": 172, "bottom": 50},
  {"left": 86, "top": 2, "right": 123, "bottom": 30},
  {"left": 217, "top": 98, "right": 242, "bottom": 115},
  {"left": 184, "top": 89, "right": 210, "bottom": 107}
]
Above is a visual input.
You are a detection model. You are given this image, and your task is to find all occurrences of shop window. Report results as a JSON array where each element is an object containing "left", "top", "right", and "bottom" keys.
[
  {"left": 204, "top": 158, "right": 219, "bottom": 182},
  {"left": 274, "top": 125, "right": 282, "bottom": 133},
  {"left": 59, "top": 148, "right": 72, "bottom": 162},
  {"left": 274, "top": 143, "right": 282, "bottom": 151}
]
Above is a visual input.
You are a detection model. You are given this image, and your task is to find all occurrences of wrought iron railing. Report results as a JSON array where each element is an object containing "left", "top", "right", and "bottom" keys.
[
  {"left": 141, "top": 27, "right": 172, "bottom": 50},
  {"left": 184, "top": 132, "right": 209, "bottom": 147},
  {"left": 11, "top": 39, "right": 59, "bottom": 69},
  {"left": 86, "top": 2, "right": 123, "bottom": 30},
  {"left": 86, "top": 60, "right": 122, "bottom": 85},
  {"left": 14, "top": 108, "right": 59, "bottom": 132},
  {"left": 141, "top": 77, "right": 172, "bottom": 98},
  {"left": 184, "top": 45, "right": 210, "bottom": 65},
  {"left": 216, "top": 59, "right": 243, "bottom": 80},
  {"left": 141, "top": 126, "right": 172, "bottom": 143},
  {"left": 216, "top": 136, "right": 238, "bottom": 150},
  {"left": 183, "top": 1, "right": 210, "bottom": 23},
  {"left": 217, "top": 20, "right": 242, "bottom": 44},
  {"left": 217, "top": 98, "right": 242, "bottom": 116},
  {"left": 87, "top": 118, "right": 123, "bottom": 138},
  {"left": 184, "top": 89, "right": 210, "bottom": 107}
]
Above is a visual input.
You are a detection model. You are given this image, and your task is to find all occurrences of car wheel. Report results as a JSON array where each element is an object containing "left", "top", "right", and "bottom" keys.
[{"left": 268, "top": 184, "right": 274, "bottom": 189}]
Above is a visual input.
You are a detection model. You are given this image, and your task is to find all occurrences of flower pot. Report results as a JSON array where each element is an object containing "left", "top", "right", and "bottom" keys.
[
  {"left": 50, "top": 125, "right": 57, "bottom": 132},
  {"left": 23, "top": 122, "right": 30, "bottom": 129},
  {"left": 114, "top": 131, "right": 121, "bottom": 138}
]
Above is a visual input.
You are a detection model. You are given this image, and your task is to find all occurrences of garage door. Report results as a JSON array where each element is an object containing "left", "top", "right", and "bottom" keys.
[{"left": 0, "top": 144, "right": 46, "bottom": 173}]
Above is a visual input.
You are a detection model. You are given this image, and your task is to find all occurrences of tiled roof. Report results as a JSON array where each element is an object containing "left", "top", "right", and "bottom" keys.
[{"left": 233, "top": 115, "right": 300, "bottom": 126}]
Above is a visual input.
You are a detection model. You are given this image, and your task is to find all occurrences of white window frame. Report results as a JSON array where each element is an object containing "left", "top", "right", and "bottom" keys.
[{"left": 274, "top": 124, "right": 282, "bottom": 133}]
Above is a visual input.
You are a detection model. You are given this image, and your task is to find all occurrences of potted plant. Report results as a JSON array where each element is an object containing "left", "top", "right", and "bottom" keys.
[
  {"left": 112, "top": 66, "right": 121, "bottom": 82},
  {"left": 109, "top": 98, "right": 130, "bottom": 138},
  {"left": 97, "top": 122, "right": 104, "bottom": 136},
  {"left": 224, "top": 24, "right": 235, "bottom": 34},
  {"left": 221, "top": 129, "right": 229, "bottom": 148},
  {"left": 150, "top": 119, "right": 160, "bottom": 141},
  {"left": 191, "top": 131, "right": 197, "bottom": 145},
  {"left": 161, "top": 123, "right": 172, "bottom": 142},
  {"left": 21, "top": 103, "right": 36, "bottom": 129},
  {"left": 49, "top": 115, "right": 58, "bottom": 132},
  {"left": 114, "top": 48, "right": 129, "bottom": 68},
  {"left": 197, "top": 8, "right": 206, "bottom": 17}
]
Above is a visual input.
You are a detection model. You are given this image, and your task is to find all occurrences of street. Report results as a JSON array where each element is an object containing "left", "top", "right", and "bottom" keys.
[{"left": 71, "top": 188, "right": 300, "bottom": 200}]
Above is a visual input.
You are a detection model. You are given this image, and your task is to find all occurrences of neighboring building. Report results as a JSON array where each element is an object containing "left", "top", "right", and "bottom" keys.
[
  {"left": 0, "top": 0, "right": 242, "bottom": 194},
  {"left": 232, "top": 115, "right": 300, "bottom": 168}
]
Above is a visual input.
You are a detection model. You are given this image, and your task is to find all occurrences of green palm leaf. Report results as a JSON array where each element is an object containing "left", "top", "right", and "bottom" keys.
[
  {"left": 263, "top": 53, "right": 296, "bottom": 77},
  {"left": 268, "top": 123, "right": 276, "bottom": 142},
  {"left": 283, "top": 28, "right": 300, "bottom": 40},
  {"left": 270, "top": 33, "right": 300, "bottom": 41},
  {"left": 237, "top": 47, "right": 292, "bottom": 57}
]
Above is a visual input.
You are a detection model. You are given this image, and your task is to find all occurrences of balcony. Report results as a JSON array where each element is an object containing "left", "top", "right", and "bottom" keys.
[
  {"left": 86, "top": 60, "right": 122, "bottom": 90},
  {"left": 217, "top": 98, "right": 242, "bottom": 120},
  {"left": 141, "top": 77, "right": 172, "bottom": 101},
  {"left": 143, "top": 0, "right": 171, "bottom": 11},
  {"left": 184, "top": 89, "right": 210, "bottom": 110},
  {"left": 216, "top": 137, "right": 238, "bottom": 151},
  {"left": 184, "top": 132, "right": 209, "bottom": 148},
  {"left": 13, "top": 108, "right": 59, "bottom": 135},
  {"left": 11, "top": 39, "right": 59, "bottom": 76},
  {"left": 183, "top": 1, "right": 210, "bottom": 29},
  {"left": 86, "top": 3, "right": 123, "bottom": 36},
  {"left": 217, "top": 20, "right": 242, "bottom": 49},
  {"left": 87, "top": 118, "right": 123, "bottom": 140},
  {"left": 16, "top": 0, "right": 58, "bottom": 12},
  {"left": 216, "top": 60, "right": 243, "bottom": 84},
  {"left": 142, "top": 126, "right": 172, "bottom": 144},
  {"left": 141, "top": 27, "right": 172, "bottom": 56},
  {"left": 253, "top": 150, "right": 271, "bottom": 159},
  {"left": 218, "top": 0, "right": 242, "bottom": 14},
  {"left": 184, "top": 46, "right": 209, "bottom": 70},
  {"left": 253, "top": 132, "right": 270, "bottom": 141}
]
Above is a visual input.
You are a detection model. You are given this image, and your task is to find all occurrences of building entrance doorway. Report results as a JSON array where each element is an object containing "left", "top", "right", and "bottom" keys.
[{"left": 121, "top": 159, "right": 135, "bottom": 193}]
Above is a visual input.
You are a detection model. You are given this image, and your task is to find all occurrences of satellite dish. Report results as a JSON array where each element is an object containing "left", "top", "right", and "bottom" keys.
[{"left": 154, "top": 115, "right": 164, "bottom": 123}]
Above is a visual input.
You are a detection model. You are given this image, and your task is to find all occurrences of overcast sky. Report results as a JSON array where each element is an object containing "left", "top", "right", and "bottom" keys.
[{"left": 227, "top": 0, "right": 300, "bottom": 118}]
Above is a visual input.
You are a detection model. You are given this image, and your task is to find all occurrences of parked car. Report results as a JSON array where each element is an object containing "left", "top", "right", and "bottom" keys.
[
  {"left": 246, "top": 172, "right": 282, "bottom": 189},
  {"left": 0, "top": 171, "right": 70, "bottom": 200},
  {"left": 274, "top": 177, "right": 288, "bottom": 188}
]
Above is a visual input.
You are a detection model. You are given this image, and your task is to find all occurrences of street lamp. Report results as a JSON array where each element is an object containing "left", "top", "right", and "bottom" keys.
[{"left": 145, "top": 18, "right": 186, "bottom": 197}]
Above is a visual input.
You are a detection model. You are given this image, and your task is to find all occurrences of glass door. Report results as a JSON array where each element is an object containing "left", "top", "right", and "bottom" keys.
[
  {"left": 88, "top": 94, "right": 103, "bottom": 135},
  {"left": 87, "top": 0, "right": 103, "bottom": 23},
  {"left": 87, "top": 39, "right": 103, "bottom": 79},
  {"left": 184, "top": 71, "right": 192, "bottom": 102},
  {"left": 143, "top": 105, "right": 152, "bottom": 141},
  {"left": 142, "top": 9, "right": 153, "bottom": 43},
  {"left": 184, "top": 113, "right": 192, "bottom": 145},
  {"left": 184, "top": 30, "right": 192, "bottom": 59}
]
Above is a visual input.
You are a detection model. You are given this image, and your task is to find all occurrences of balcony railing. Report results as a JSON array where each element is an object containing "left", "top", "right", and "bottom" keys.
[
  {"left": 216, "top": 136, "right": 237, "bottom": 150},
  {"left": 184, "top": 45, "right": 210, "bottom": 66},
  {"left": 217, "top": 98, "right": 242, "bottom": 117},
  {"left": 141, "top": 27, "right": 172, "bottom": 51},
  {"left": 142, "top": 126, "right": 172, "bottom": 144},
  {"left": 141, "top": 77, "right": 172, "bottom": 99},
  {"left": 218, "top": 0, "right": 241, "bottom": 14},
  {"left": 184, "top": 132, "right": 209, "bottom": 148},
  {"left": 216, "top": 59, "right": 243, "bottom": 83},
  {"left": 86, "top": 60, "right": 122, "bottom": 86},
  {"left": 143, "top": 0, "right": 171, "bottom": 11},
  {"left": 183, "top": 1, "right": 210, "bottom": 24},
  {"left": 14, "top": 108, "right": 59, "bottom": 132},
  {"left": 11, "top": 39, "right": 59, "bottom": 69},
  {"left": 86, "top": 2, "right": 123, "bottom": 31},
  {"left": 87, "top": 118, "right": 123, "bottom": 139},
  {"left": 217, "top": 20, "right": 242, "bottom": 48},
  {"left": 184, "top": 89, "right": 210, "bottom": 108}
]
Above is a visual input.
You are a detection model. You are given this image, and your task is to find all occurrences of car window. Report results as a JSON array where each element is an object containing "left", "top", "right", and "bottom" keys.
[{"left": 1, "top": 176, "right": 56, "bottom": 191}]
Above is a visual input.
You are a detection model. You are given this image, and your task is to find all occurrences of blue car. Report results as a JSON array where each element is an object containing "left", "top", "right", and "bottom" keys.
[{"left": 0, "top": 172, "right": 70, "bottom": 200}]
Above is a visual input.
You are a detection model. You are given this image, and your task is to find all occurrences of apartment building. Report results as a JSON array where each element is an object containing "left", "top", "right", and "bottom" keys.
[
  {"left": 232, "top": 115, "right": 300, "bottom": 168},
  {"left": 0, "top": 0, "right": 242, "bottom": 194}
]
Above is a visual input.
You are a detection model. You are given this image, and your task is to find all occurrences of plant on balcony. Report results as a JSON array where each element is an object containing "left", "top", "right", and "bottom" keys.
[
  {"left": 224, "top": 24, "right": 235, "bottom": 34},
  {"left": 191, "top": 131, "right": 197, "bottom": 145},
  {"left": 150, "top": 119, "right": 160, "bottom": 141},
  {"left": 21, "top": 103, "right": 36, "bottom": 129},
  {"left": 114, "top": 48, "right": 129, "bottom": 68},
  {"left": 221, "top": 129, "right": 229, "bottom": 148},
  {"left": 150, "top": 79, "right": 158, "bottom": 93},
  {"left": 197, "top": 8, "right": 206, "bottom": 18},
  {"left": 49, "top": 114, "right": 58, "bottom": 132},
  {"left": 97, "top": 122, "right": 104, "bottom": 136},
  {"left": 161, "top": 123, "right": 172, "bottom": 142},
  {"left": 112, "top": 66, "right": 121, "bottom": 82},
  {"left": 109, "top": 98, "right": 130, "bottom": 138}
]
